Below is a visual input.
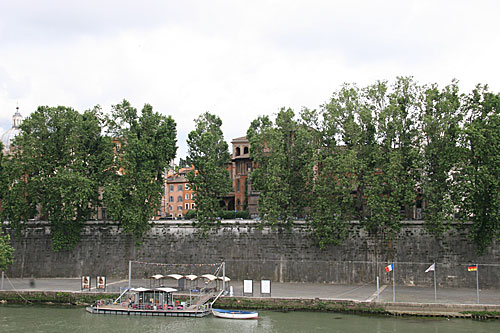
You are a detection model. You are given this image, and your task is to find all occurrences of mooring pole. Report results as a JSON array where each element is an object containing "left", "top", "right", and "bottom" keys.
[{"left": 128, "top": 260, "right": 132, "bottom": 289}]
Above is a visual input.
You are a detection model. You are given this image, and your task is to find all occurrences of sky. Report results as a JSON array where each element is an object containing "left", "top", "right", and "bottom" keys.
[{"left": 1, "top": 0, "right": 500, "bottom": 160}]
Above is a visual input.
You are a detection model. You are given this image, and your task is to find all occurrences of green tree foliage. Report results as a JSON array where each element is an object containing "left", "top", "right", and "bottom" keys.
[
  {"left": 363, "top": 78, "right": 422, "bottom": 234},
  {"left": 0, "top": 142, "right": 7, "bottom": 203},
  {"left": 247, "top": 108, "right": 315, "bottom": 227},
  {"left": 2, "top": 106, "right": 113, "bottom": 250},
  {"left": 186, "top": 112, "right": 232, "bottom": 231},
  {"left": 309, "top": 84, "right": 370, "bottom": 247},
  {"left": 421, "top": 82, "right": 462, "bottom": 234},
  {"left": 104, "top": 100, "right": 177, "bottom": 241},
  {"left": 455, "top": 86, "right": 500, "bottom": 253},
  {"left": 0, "top": 232, "right": 14, "bottom": 271}
]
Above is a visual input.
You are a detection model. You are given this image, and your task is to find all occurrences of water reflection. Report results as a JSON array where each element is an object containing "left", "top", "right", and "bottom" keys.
[{"left": 1, "top": 306, "right": 500, "bottom": 333}]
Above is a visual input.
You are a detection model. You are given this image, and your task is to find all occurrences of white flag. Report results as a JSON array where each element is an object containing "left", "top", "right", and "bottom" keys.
[{"left": 425, "top": 263, "right": 435, "bottom": 272}]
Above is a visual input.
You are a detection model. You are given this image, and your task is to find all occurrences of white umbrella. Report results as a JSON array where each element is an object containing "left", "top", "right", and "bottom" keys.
[
  {"left": 201, "top": 274, "right": 217, "bottom": 281},
  {"left": 130, "top": 287, "right": 152, "bottom": 292}
]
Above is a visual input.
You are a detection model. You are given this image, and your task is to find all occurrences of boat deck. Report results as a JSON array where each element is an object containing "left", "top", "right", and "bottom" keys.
[{"left": 86, "top": 304, "right": 211, "bottom": 317}]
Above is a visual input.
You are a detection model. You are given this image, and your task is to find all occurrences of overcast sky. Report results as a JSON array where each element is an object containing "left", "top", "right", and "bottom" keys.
[{"left": 1, "top": 0, "right": 499, "bottom": 160}]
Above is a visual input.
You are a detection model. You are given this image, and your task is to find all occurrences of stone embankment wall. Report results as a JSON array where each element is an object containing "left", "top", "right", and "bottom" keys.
[{"left": 3, "top": 220, "right": 500, "bottom": 288}]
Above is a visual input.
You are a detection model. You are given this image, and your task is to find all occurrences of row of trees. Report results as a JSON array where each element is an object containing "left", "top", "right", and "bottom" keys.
[
  {"left": 0, "top": 101, "right": 178, "bottom": 250},
  {"left": 248, "top": 77, "right": 500, "bottom": 253},
  {"left": 0, "top": 100, "right": 231, "bottom": 252},
  {"left": 1, "top": 78, "right": 500, "bottom": 254}
]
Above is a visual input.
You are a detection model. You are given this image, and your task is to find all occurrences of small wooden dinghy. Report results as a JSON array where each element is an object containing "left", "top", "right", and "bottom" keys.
[{"left": 212, "top": 308, "right": 258, "bottom": 319}]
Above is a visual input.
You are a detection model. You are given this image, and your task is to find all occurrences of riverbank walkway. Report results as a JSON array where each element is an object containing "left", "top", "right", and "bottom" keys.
[{"left": 2, "top": 277, "right": 500, "bottom": 306}]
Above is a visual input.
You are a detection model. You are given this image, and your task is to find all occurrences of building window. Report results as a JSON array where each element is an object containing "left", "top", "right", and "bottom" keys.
[
  {"left": 191, "top": 193, "right": 194, "bottom": 199},
  {"left": 185, "top": 194, "right": 189, "bottom": 200},
  {"left": 185, "top": 203, "right": 189, "bottom": 210},
  {"left": 235, "top": 147, "right": 241, "bottom": 156},
  {"left": 244, "top": 146, "right": 249, "bottom": 154},
  {"left": 178, "top": 185, "right": 183, "bottom": 191},
  {"left": 236, "top": 179, "right": 240, "bottom": 192},
  {"left": 169, "top": 185, "right": 174, "bottom": 191},
  {"left": 169, "top": 205, "right": 172, "bottom": 211},
  {"left": 177, "top": 196, "right": 182, "bottom": 202},
  {"left": 191, "top": 203, "right": 195, "bottom": 209},
  {"left": 169, "top": 196, "right": 174, "bottom": 202},
  {"left": 177, "top": 206, "right": 182, "bottom": 211}
]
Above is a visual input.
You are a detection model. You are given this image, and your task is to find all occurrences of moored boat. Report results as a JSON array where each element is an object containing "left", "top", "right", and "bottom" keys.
[{"left": 212, "top": 308, "right": 258, "bottom": 319}]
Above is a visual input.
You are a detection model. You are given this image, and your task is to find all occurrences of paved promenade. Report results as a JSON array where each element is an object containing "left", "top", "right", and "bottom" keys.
[{"left": 2, "top": 277, "right": 500, "bottom": 306}]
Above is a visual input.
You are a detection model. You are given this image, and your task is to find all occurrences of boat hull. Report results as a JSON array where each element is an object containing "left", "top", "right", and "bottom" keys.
[{"left": 212, "top": 308, "right": 258, "bottom": 319}]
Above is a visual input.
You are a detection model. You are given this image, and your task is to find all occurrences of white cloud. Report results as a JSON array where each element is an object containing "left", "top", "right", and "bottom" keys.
[{"left": 1, "top": 0, "right": 500, "bottom": 159}]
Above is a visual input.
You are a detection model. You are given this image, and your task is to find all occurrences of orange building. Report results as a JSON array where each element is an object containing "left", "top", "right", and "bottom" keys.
[
  {"left": 226, "top": 136, "right": 259, "bottom": 217},
  {"left": 162, "top": 166, "right": 195, "bottom": 218}
]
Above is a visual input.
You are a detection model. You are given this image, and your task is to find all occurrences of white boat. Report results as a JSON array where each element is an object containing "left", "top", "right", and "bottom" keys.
[{"left": 212, "top": 308, "right": 258, "bottom": 319}]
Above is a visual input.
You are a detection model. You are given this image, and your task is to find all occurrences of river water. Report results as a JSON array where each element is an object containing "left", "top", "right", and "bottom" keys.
[{"left": 1, "top": 305, "right": 500, "bottom": 332}]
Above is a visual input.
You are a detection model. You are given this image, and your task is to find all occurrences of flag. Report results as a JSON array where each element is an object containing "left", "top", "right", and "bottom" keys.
[
  {"left": 425, "top": 263, "right": 435, "bottom": 272},
  {"left": 468, "top": 265, "right": 477, "bottom": 272},
  {"left": 385, "top": 264, "right": 393, "bottom": 272}
]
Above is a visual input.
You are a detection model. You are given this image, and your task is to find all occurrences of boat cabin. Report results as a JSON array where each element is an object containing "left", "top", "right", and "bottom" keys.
[{"left": 129, "top": 287, "right": 179, "bottom": 310}]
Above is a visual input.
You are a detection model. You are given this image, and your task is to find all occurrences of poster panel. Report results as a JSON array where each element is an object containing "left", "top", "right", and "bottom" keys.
[
  {"left": 81, "top": 276, "right": 90, "bottom": 290},
  {"left": 261, "top": 279, "right": 271, "bottom": 295},
  {"left": 97, "top": 276, "right": 106, "bottom": 289},
  {"left": 243, "top": 279, "right": 253, "bottom": 295}
]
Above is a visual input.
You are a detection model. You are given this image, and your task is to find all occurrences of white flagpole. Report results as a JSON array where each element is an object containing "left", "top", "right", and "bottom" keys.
[
  {"left": 476, "top": 264, "right": 479, "bottom": 304},
  {"left": 392, "top": 262, "right": 395, "bottom": 302},
  {"left": 433, "top": 263, "right": 437, "bottom": 302},
  {"left": 376, "top": 276, "right": 380, "bottom": 302}
]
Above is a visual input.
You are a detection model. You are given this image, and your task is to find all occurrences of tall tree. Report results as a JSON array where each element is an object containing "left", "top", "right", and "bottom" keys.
[
  {"left": 247, "top": 108, "right": 315, "bottom": 227},
  {"left": 362, "top": 78, "right": 422, "bottom": 234},
  {"left": 455, "top": 86, "right": 500, "bottom": 253},
  {"left": 186, "top": 112, "right": 232, "bottom": 231},
  {"left": 104, "top": 100, "right": 177, "bottom": 241},
  {"left": 308, "top": 85, "right": 360, "bottom": 247},
  {"left": 421, "top": 82, "right": 462, "bottom": 234},
  {"left": 2, "top": 106, "right": 113, "bottom": 250}
]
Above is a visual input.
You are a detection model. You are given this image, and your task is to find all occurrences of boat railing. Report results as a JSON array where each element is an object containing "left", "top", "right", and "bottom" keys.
[{"left": 211, "top": 290, "right": 224, "bottom": 306}]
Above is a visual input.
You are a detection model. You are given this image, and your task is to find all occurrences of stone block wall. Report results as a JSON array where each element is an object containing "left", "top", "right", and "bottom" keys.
[{"left": 3, "top": 220, "right": 500, "bottom": 288}]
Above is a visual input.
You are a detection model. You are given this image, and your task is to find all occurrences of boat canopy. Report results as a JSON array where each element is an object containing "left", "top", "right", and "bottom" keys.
[
  {"left": 217, "top": 276, "right": 231, "bottom": 282},
  {"left": 155, "top": 287, "right": 177, "bottom": 293},
  {"left": 150, "top": 274, "right": 164, "bottom": 280},
  {"left": 166, "top": 274, "right": 184, "bottom": 280},
  {"left": 184, "top": 274, "right": 198, "bottom": 280}
]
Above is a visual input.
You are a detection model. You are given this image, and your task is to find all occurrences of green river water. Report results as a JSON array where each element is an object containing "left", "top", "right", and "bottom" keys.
[{"left": 1, "top": 305, "right": 500, "bottom": 332}]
